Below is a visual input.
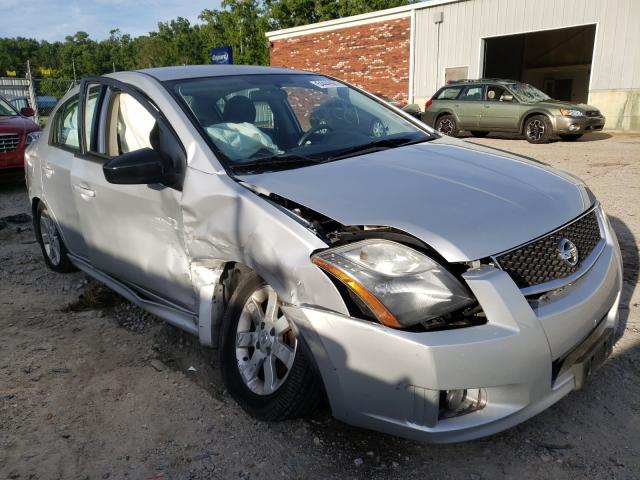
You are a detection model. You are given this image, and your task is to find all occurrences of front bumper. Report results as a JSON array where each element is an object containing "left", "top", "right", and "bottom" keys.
[
  {"left": 554, "top": 115, "right": 605, "bottom": 134},
  {"left": 286, "top": 219, "right": 622, "bottom": 443}
]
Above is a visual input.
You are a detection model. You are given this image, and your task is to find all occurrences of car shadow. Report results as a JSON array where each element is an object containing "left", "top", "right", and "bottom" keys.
[
  {"left": 609, "top": 216, "right": 638, "bottom": 340},
  {"left": 460, "top": 132, "right": 613, "bottom": 142}
]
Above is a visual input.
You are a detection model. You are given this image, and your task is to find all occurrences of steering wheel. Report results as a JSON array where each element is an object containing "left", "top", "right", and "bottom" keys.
[{"left": 297, "top": 124, "right": 334, "bottom": 146}]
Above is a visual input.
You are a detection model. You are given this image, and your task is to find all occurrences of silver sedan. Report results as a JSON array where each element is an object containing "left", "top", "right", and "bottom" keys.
[{"left": 25, "top": 65, "right": 622, "bottom": 443}]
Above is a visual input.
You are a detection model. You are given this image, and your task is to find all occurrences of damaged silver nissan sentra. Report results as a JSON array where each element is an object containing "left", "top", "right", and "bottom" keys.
[{"left": 25, "top": 65, "right": 622, "bottom": 443}]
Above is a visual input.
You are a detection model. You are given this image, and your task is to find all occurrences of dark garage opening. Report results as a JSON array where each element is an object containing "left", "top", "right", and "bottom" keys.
[{"left": 483, "top": 24, "right": 596, "bottom": 103}]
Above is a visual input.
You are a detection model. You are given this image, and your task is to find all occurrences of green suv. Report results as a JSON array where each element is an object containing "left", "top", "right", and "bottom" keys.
[{"left": 422, "top": 79, "right": 605, "bottom": 143}]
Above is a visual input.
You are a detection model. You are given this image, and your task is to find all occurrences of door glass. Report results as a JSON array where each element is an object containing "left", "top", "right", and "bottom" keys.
[
  {"left": 52, "top": 96, "right": 80, "bottom": 150},
  {"left": 459, "top": 86, "right": 484, "bottom": 101},
  {"left": 107, "top": 92, "right": 157, "bottom": 156},
  {"left": 486, "top": 85, "right": 507, "bottom": 102}
]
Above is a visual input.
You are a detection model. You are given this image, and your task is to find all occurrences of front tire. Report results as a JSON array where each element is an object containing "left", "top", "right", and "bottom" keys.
[
  {"left": 559, "top": 133, "right": 583, "bottom": 141},
  {"left": 219, "top": 272, "right": 322, "bottom": 420},
  {"left": 524, "top": 115, "right": 553, "bottom": 144},
  {"left": 436, "top": 114, "right": 459, "bottom": 137},
  {"left": 34, "top": 202, "right": 75, "bottom": 273}
]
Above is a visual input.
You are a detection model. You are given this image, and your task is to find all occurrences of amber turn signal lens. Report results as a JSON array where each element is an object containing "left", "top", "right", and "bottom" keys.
[{"left": 312, "top": 256, "right": 402, "bottom": 328}]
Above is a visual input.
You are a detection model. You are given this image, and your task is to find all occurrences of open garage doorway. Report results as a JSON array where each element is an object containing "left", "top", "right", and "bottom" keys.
[{"left": 482, "top": 24, "right": 596, "bottom": 103}]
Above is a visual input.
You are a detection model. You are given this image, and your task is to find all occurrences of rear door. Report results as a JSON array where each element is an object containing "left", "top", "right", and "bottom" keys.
[
  {"left": 479, "top": 85, "right": 520, "bottom": 130},
  {"left": 41, "top": 94, "right": 89, "bottom": 258},
  {"left": 70, "top": 78, "right": 195, "bottom": 310},
  {"left": 455, "top": 85, "right": 484, "bottom": 129}
]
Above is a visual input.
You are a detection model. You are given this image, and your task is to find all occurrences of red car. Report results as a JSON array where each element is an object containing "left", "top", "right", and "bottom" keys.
[{"left": 0, "top": 94, "right": 40, "bottom": 174}]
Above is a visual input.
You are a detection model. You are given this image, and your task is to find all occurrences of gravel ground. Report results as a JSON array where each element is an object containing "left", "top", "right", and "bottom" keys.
[{"left": 1, "top": 132, "right": 639, "bottom": 480}]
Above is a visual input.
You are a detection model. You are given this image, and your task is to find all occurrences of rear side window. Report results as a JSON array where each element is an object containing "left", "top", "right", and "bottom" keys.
[
  {"left": 459, "top": 86, "right": 484, "bottom": 101},
  {"left": 435, "top": 87, "right": 462, "bottom": 100},
  {"left": 51, "top": 95, "right": 80, "bottom": 150}
]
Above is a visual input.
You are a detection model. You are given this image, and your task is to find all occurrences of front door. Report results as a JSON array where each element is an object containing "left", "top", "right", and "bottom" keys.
[
  {"left": 71, "top": 81, "right": 195, "bottom": 310},
  {"left": 479, "top": 85, "right": 520, "bottom": 130}
]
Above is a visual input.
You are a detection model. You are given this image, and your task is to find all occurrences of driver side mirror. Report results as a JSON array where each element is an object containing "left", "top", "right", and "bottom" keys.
[
  {"left": 103, "top": 148, "right": 170, "bottom": 185},
  {"left": 21, "top": 107, "right": 35, "bottom": 117},
  {"left": 501, "top": 94, "right": 514, "bottom": 102}
]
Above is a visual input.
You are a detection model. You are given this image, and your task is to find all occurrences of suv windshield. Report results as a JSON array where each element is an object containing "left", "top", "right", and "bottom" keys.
[
  {"left": 0, "top": 96, "right": 18, "bottom": 116},
  {"left": 168, "top": 74, "right": 432, "bottom": 173},
  {"left": 509, "top": 83, "right": 550, "bottom": 103}
]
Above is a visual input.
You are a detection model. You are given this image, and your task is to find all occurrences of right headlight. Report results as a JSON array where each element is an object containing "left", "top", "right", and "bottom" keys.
[{"left": 311, "top": 239, "right": 475, "bottom": 328}]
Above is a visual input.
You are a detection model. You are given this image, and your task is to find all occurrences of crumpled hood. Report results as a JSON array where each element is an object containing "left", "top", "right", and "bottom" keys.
[
  {"left": 537, "top": 100, "right": 600, "bottom": 112},
  {"left": 239, "top": 138, "right": 593, "bottom": 262}
]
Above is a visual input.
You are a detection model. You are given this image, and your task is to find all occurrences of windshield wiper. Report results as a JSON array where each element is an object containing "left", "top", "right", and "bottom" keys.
[
  {"left": 327, "top": 136, "right": 430, "bottom": 161},
  {"left": 230, "top": 153, "right": 322, "bottom": 174}
]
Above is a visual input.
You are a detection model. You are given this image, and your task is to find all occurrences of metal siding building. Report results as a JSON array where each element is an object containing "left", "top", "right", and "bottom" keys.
[{"left": 267, "top": 0, "right": 640, "bottom": 131}]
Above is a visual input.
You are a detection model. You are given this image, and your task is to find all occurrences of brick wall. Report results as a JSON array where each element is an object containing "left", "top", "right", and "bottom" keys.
[{"left": 270, "top": 18, "right": 411, "bottom": 104}]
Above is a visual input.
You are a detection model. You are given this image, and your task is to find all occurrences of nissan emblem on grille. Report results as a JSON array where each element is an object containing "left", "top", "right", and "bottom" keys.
[{"left": 558, "top": 238, "right": 579, "bottom": 266}]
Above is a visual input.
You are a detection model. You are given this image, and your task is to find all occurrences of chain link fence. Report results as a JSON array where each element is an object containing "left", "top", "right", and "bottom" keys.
[{"left": 0, "top": 61, "right": 76, "bottom": 127}]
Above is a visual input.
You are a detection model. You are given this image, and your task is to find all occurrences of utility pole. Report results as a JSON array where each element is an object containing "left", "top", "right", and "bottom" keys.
[
  {"left": 26, "top": 60, "right": 39, "bottom": 124},
  {"left": 72, "top": 59, "right": 77, "bottom": 84}
]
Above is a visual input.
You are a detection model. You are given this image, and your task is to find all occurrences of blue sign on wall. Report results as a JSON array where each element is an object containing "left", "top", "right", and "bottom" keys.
[{"left": 211, "top": 46, "right": 233, "bottom": 65}]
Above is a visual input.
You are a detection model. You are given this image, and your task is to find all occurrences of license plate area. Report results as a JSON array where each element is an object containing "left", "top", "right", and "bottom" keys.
[{"left": 568, "top": 329, "right": 613, "bottom": 390}]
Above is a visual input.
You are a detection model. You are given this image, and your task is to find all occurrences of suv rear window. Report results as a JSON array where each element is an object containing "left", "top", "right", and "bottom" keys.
[{"left": 435, "top": 87, "right": 462, "bottom": 100}]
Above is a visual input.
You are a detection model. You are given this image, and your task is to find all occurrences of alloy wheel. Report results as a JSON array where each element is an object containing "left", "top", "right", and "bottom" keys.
[
  {"left": 39, "top": 211, "right": 61, "bottom": 266},
  {"left": 235, "top": 286, "right": 297, "bottom": 396},
  {"left": 438, "top": 118, "right": 454, "bottom": 135},
  {"left": 526, "top": 119, "right": 545, "bottom": 141}
]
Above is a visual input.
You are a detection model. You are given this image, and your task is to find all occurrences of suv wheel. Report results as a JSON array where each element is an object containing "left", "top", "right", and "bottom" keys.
[
  {"left": 524, "top": 115, "right": 552, "bottom": 144},
  {"left": 436, "top": 114, "right": 459, "bottom": 137},
  {"left": 35, "top": 202, "right": 75, "bottom": 273},
  {"left": 219, "top": 272, "right": 322, "bottom": 420},
  {"left": 559, "top": 134, "right": 583, "bottom": 142}
]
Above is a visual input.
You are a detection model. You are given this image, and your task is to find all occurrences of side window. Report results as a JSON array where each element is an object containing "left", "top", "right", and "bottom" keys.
[
  {"left": 435, "top": 86, "right": 463, "bottom": 100},
  {"left": 486, "top": 85, "right": 507, "bottom": 102},
  {"left": 106, "top": 92, "right": 157, "bottom": 156},
  {"left": 459, "top": 86, "right": 484, "bottom": 101},
  {"left": 52, "top": 96, "right": 80, "bottom": 150}
]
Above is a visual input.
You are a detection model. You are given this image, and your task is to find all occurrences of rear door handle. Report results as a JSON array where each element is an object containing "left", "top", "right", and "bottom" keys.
[
  {"left": 73, "top": 184, "right": 96, "bottom": 198},
  {"left": 484, "top": 105, "right": 491, "bottom": 108}
]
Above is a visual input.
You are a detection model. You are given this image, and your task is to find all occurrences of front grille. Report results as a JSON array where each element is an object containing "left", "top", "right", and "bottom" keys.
[
  {"left": 585, "top": 110, "right": 601, "bottom": 117},
  {"left": 494, "top": 210, "right": 602, "bottom": 290},
  {"left": 0, "top": 133, "right": 20, "bottom": 153}
]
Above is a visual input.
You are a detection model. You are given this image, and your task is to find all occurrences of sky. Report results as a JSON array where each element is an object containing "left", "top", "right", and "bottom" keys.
[{"left": 0, "top": 0, "right": 222, "bottom": 41}]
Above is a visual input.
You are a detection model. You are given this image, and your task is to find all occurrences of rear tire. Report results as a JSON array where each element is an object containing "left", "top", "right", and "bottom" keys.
[
  {"left": 435, "top": 114, "right": 459, "bottom": 137},
  {"left": 34, "top": 202, "right": 75, "bottom": 273},
  {"left": 470, "top": 131, "right": 489, "bottom": 138},
  {"left": 559, "top": 134, "right": 583, "bottom": 141},
  {"left": 524, "top": 115, "right": 553, "bottom": 144},
  {"left": 219, "top": 272, "right": 322, "bottom": 420}
]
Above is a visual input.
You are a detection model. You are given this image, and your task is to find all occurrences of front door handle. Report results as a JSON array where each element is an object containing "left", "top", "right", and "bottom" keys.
[
  {"left": 43, "top": 165, "right": 54, "bottom": 178},
  {"left": 73, "top": 184, "right": 96, "bottom": 198}
]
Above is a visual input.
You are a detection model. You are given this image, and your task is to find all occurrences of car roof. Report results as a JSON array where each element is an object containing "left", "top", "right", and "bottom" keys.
[
  {"left": 136, "top": 65, "right": 312, "bottom": 82},
  {"left": 445, "top": 78, "right": 519, "bottom": 87}
]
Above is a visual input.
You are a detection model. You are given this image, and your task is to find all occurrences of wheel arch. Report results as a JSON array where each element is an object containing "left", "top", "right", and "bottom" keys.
[{"left": 519, "top": 110, "right": 554, "bottom": 133}]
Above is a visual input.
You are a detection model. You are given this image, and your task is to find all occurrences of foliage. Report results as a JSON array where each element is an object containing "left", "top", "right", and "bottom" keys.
[{"left": 0, "top": 0, "right": 415, "bottom": 78}]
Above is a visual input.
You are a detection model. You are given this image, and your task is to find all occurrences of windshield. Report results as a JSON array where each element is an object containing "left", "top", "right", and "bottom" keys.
[
  {"left": 168, "top": 74, "right": 433, "bottom": 173},
  {"left": 509, "top": 83, "right": 550, "bottom": 103},
  {"left": 0, "top": 97, "right": 18, "bottom": 116}
]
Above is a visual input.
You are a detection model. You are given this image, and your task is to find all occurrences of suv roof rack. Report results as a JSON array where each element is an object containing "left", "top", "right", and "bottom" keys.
[{"left": 447, "top": 78, "right": 519, "bottom": 85}]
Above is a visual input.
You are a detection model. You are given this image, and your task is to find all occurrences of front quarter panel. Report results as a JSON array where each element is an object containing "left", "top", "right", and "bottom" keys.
[{"left": 180, "top": 166, "right": 348, "bottom": 314}]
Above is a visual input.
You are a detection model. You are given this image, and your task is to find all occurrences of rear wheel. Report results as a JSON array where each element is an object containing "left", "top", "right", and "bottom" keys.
[
  {"left": 435, "top": 114, "right": 459, "bottom": 137},
  {"left": 559, "top": 134, "right": 583, "bottom": 141},
  {"left": 470, "top": 131, "right": 489, "bottom": 138},
  {"left": 35, "top": 202, "right": 75, "bottom": 273},
  {"left": 219, "top": 272, "right": 322, "bottom": 420},
  {"left": 524, "top": 115, "right": 553, "bottom": 144}
]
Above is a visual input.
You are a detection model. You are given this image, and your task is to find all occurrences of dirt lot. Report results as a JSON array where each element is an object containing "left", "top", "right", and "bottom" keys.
[{"left": 1, "top": 132, "right": 639, "bottom": 480}]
